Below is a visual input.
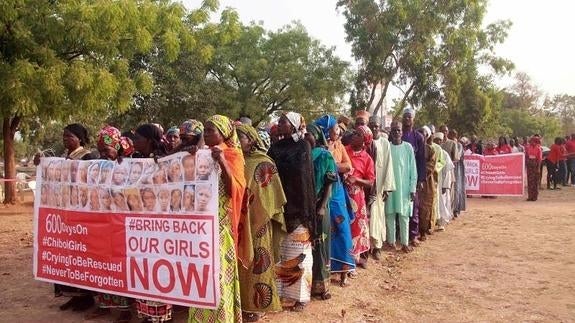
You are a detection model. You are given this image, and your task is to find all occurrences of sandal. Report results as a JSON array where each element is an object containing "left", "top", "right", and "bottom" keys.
[
  {"left": 401, "top": 245, "right": 413, "bottom": 253},
  {"left": 243, "top": 312, "right": 261, "bottom": 322},
  {"left": 292, "top": 302, "right": 306, "bottom": 312},
  {"left": 347, "top": 270, "right": 359, "bottom": 279},
  {"left": 312, "top": 291, "right": 332, "bottom": 300}
]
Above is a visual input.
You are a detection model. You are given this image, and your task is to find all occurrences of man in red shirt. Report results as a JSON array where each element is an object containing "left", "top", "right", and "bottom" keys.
[
  {"left": 566, "top": 134, "right": 575, "bottom": 186},
  {"left": 547, "top": 137, "right": 563, "bottom": 190}
]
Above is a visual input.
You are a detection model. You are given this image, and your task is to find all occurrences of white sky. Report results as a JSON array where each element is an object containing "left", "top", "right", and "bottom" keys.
[{"left": 183, "top": 0, "right": 575, "bottom": 96}]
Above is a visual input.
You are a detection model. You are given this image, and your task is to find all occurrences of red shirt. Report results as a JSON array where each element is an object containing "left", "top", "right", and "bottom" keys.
[
  {"left": 483, "top": 147, "right": 498, "bottom": 156},
  {"left": 524, "top": 144, "right": 542, "bottom": 162},
  {"left": 497, "top": 144, "right": 512, "bottom": 154},
  {"left": 547, "top": 144, "right": 562, "bottom": 164},
  {"left": 559, "top": 145, "right": 567, "bottom": 161}
]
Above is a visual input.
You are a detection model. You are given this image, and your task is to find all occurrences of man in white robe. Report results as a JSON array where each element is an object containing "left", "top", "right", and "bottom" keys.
[
  {"left": 433, "top": 133, "right": 454, "bottom": 230},
  {"left": 368, "top": 116, "right": 395, "bottom": 259}
]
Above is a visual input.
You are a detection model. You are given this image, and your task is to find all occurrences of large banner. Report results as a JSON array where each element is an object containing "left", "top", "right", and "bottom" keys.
[
  {"left": 464, "top": 152, "right": 525, "bottom": 196},
  {"left": 33, "top": 151, "right": 220, "bottom": 308}
]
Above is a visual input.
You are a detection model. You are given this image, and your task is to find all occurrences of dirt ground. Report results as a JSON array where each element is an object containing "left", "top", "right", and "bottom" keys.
[{"left": 1, "top": 187, "right": 574, "bottom": 322}]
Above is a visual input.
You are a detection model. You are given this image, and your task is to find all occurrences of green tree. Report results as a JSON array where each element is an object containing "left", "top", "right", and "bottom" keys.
[
  {"left": 207, "top": 22, "right": 351, "bottom": 124},
  {"left": 0, "top": 0, "right": 215, "bottom": 203},
  {"left": 337, "top": 0, "right": 512, "bottom": 116}
]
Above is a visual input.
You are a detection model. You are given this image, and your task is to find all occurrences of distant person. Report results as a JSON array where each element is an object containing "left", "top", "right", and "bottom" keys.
[{"left": 525, "top": 135, "right": 543, "bottom": 201}]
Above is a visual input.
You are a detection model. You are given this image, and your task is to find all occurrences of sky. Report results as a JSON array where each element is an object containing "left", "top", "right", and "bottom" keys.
[{"left": 183, "top": 0, "right": 575, "bottom": 96}]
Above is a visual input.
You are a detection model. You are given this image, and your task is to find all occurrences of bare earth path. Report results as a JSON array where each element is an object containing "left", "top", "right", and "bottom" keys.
[{"left": 1, "top": 188, "right": 574, "bottom": 322}]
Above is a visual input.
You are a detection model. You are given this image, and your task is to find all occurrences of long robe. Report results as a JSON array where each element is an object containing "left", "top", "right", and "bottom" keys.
[
  {"left": 238, "top": 152, "right": 286, "bottom": 314},
  {"left": 310, "top": 147, "right": 337, "bottom": 295},
  {"left": 345, "top": 147, "right": 375, "bottom": 256},
  {"left": 268, "top": 137, "right": 315, "bottom": 303},
  {"left": 189, "top": 145, "right": 246, "bottom": 323},
  {"left": 369, "top": 137, "right": 395, "bottom": 249},
  {"left": 452, "top": 142, "right": 466, "bottom": 214},
  {"left": 438, "top": 149, "right": 454, "bottom": 227},
  {"left": 431, "top": 143, "right": 446, "bottom": 229},
  {"left": 385, "top": 142, "right": 417, "bottom": 246},
  {"left": 418, "top": 143, "right": 437, "bottom": 237}
]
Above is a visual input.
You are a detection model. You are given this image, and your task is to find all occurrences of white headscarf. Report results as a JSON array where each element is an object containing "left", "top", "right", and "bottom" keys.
[
  {"left": 284, "top": 112, "right": 306, "bottom": 142},
  {"left": 433, "top": 132, "right": 444, "bottom": 141},
  {"left": 422, "top": 126, "right": 431, "bottom": 139}
]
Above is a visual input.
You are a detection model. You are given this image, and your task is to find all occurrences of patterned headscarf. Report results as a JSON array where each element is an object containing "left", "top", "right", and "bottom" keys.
[
  {"left": 179, "top": 119, "right": 204, "bottom": 137},
  {"left": 236, "top": 124, "right": 268, "bottom": 153},
  {"left": 207, "top": 114, "right": 240, "bottom": 148},
  {"left": 257, "top": 130, "right": 271, "bottom": 151},
  {"left": 284, "top": 111, "right": 306, "bottom": 141},
  {"left": 97, "top": 125, "right": 134, "bottom": 157},
  {"left": 166, "top": 126, "right": 180, "bottom": 136},
  {"left": 306, "top": 124, "right": 327, "bottom": 147},
  {"left": 356, "top": 125, "right": 373, "bottom": 146},
  {"left": 314, "top": 114, "right": 337, "bottom": 140}
]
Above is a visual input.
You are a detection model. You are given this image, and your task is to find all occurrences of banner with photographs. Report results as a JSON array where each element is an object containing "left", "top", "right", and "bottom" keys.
[{"left": 33, "top": 151, "right": 221, "bottom": 308}]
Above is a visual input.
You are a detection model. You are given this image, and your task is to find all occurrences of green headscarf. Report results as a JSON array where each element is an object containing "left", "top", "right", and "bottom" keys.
[
  {"left": 206, "top": 115, "right": 239, "bottom": 148},
  {"left": 236, "top": 124, "right": 268, "bottom": 153},
  {"left": 306, "top": 123, "right": 327, "bottom": 147}
]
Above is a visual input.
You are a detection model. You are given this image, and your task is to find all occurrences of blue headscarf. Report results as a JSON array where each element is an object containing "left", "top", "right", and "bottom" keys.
[{"left": 314, "top": 115, "right": 337, "bottom": 140}]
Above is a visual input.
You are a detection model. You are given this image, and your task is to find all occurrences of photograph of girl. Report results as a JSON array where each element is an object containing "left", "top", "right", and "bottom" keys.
[
  {"left": 158, "top": 189, "right": 171, "bottom": 213},
  {"left": 169, "top": 187, "right": 183, "bottom": 212},
  {"left": 168, "top": 157, "right": 183, "bottom": 183},
  {"left": 87, "top": 162, "right": 100, "bottom": 185},
  {"left": 140, "top": 187, "right": 157, "bottom": 212},
  {"left": 183, "top": 184, "right": 195, "bottom": 212},
  {"left": 124, "top": 188, "right": 144, "bottom": 212},
  {"left": 128, "top": 161, "right": 144, "bottom": 185},
  {"left": 99, "top": 189, "right": 113, "bottom": 211},
  {"left": 111, "top": 190, "right": 129, "bottom": 212},
  {"left": 99, "top": 161, "right": 114, "bottom": 185},
  {"left": 77, "top": 161, "right": 90, "bottom": 184},
  {"left": 111, "top": 163, "right": 130, "bottom": 186},
  {"left": 194, "top": 183, "right": 213, "bottom": 212},
  {"left": 195, "top": 152, "right": 214, "bottom": 181}
]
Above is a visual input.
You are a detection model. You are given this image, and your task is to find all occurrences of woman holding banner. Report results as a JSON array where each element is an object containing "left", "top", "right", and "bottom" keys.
[
  {"left": 188, "top": 115, "right": 246, "bottom": 323},
  {"left": 55, "top": 123, "right": 97, "bottom": 312},
  {"left": 131, "top": 124, "right": 174, "bottom": 323},
  {"left": 236, "top": 124, "right": 287, "bottom": 322},
  {"left": 86, "top": 125, "right": 135, "bottom": 322}
]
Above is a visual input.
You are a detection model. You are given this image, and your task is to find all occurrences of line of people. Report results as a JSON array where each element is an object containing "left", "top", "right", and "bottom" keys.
[{"left": 45, "top": 107, "right": 469, "bottom": 322}]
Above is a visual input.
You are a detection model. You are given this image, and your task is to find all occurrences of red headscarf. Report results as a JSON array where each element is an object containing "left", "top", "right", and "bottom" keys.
[
  {"left": 356, "top": 125, "right": 373, "bottom": 147},
  {"left": 97, "top": 125, "right": 134, "bottom": 157}
]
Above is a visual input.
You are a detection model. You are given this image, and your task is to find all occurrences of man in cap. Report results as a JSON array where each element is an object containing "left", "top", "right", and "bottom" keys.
[
  {"left": 367, "top": 115, "right": 395, "bottom": 259},
  {"left": 385, "top": 120, "right": 417, "bottom": 252},
  {"left": 401, "top": 107, "right": 425, "bottom": 246},
  {"left": 433, "top": 132, "right": 454, "bottom": 231}
]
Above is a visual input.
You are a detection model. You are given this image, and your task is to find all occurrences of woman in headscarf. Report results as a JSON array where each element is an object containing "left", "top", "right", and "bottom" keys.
[
  {"left": 417, "top": 127, "right": 438, "bottom": 240},
  {"left": 131, "top": 124, "right": 173, "bottom": 323},
  {"left": 188, "top": 115, "right": 246, "bottom": 323},
  {"left": 178, "top": 119, "right": 204, "bottom": 152},
  {"left": 314, "top": 115, "right": 355, "bottom": 285},
  {"left": 63, "top": 123, "right": 98, "bottom": 160},
  {"left": 236, "top": 124, "right": 286, "bottom": 322},
  {"left": 525, "top": 135, "right": 543, "bottom": 201},
  {"left": 86, "top": 125, "right": 134, "bottom": 322},
  {"left": 54, "top": 123, "right": 97, "bottom": 312},
  {"left": 305, "top": 124, "right": 337, "bottom": 300},
  {"left": 267, "top": 112, "right": 316, "bottom": 312},
  {"left": 164, "top": 126, "right": 181, "bottom": 154},
  {"left": 133, "top": 124, "right": 167, "bottom": 158},
  {"left": 344, "top": 126, "right": 375, "bottom": 271}
]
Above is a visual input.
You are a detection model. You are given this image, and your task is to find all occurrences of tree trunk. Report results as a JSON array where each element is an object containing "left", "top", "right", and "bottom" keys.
[{"left": 3, "top": 116, "right": 20, "bottom": 204}]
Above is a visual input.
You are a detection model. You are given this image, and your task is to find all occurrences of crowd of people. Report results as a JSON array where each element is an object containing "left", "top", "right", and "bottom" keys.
[{"left": 39, "top": 108, "right": 572, "bottom": 323}]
